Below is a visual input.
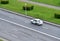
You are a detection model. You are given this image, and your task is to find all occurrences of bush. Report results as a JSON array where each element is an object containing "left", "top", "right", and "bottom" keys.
[
  {"left": 23, "top": 5, "right": 34, "bottom": 11},
  {"left": 1, "top": 0, "right": 9, "bottom": 4},
  {"left": 54, "top": 13, "right": 60, "bottom": 19}
]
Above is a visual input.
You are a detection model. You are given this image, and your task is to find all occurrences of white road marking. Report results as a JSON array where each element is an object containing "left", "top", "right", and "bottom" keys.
[
  {"left": 0, "top": 18, "right": 60, "bottom": 40},
  {"left": 11, "top": 34, "right": 18, "bottom": 38}
]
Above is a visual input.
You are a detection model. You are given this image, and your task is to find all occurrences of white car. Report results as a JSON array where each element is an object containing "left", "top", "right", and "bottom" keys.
[{"left": 31, "top": 19, "right": 43, "bottom": 26}]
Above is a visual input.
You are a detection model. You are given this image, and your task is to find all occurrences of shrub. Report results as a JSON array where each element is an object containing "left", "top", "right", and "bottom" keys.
[
  {"left": 54, "top": 13, "right": 60, "bottom": 19},
  {"left": 1, "top": 0, "right": 9, "bottom": 4},
  {"left": 23, "top": 5, "right": 34, "bottom": 11},
  {"left": 31, "top": 6, "right": 34, "bottom": 10}
]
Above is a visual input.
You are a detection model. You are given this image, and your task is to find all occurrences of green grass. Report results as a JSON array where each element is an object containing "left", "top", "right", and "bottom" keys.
[
  {"left": 0, "top": 0, "right": 60, "bottom": 24},
  {"left": 31, "top": 0, "right": 60, "bottom": 6},
  {"left": 0, "top": 39, "right": 3, "bottom": 41}
]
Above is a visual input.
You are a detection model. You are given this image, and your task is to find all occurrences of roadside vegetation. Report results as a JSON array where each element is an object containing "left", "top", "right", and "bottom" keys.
[
  {"left": 0, "top": 39, "right": 3, "bottom": 41},
  {"left": 0, "top": 0, "right": 60, "bottom": 24},
  {"left": 31, "top": 0, "right": 60, "bottom": 6}
]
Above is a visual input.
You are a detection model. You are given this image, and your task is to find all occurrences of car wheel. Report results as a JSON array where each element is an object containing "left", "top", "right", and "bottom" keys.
[
  {"left": 38, "top": 25, "right": 40, "bottom": 26},
  {"left": 37, "top": 24, "right": 42, "bottom": 26}
]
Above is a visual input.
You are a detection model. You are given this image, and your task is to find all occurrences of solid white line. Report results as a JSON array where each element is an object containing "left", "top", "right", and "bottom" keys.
[
  {"left": 0, "top": 18, "right": 60, "bottom": 40},
  {"left": 11, "top": 34, "right": 18, "bottom": 38}
]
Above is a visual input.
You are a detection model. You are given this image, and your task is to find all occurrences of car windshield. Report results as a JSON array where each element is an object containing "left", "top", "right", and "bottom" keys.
[{"left": 34, "top": 20, "right": 37, "bottom": 22}]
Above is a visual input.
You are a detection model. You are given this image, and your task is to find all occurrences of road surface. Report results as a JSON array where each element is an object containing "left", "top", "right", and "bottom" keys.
[{"left": 0, "top": 10, "right": 60, "bottom": 41}]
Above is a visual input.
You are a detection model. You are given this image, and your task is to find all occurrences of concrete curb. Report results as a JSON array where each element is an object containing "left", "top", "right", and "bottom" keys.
[
  {"left": 0, "top": 8, "right": 60, "bottom": 27},
  {"left": 0, "top": 37, "right": 8, "bottom": 41},
  {"left": 0, "top": 36, "right": 11, "bottom": 41},
  {"left": 0, "top": 8, "right": 33, "bottom": 19}
]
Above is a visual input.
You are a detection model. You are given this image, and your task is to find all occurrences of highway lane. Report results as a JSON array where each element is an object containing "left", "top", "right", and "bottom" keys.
[
  {"left": 0, "top": 10, "right": 60, "bottom": 38},
  {"left": 0, "top": 10, "right": 60, "bottom": 40},
  {"left": 0, "top": 19, "right": 59, "bottom": 41}
]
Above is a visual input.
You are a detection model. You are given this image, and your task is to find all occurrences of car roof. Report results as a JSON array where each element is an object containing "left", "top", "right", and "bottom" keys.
[
  {"left": 34, "top": 19, "right": 43, "bottom": 21},
  {"left": 34, "top": 19, "right": 40, "bottom": 20}
]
